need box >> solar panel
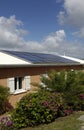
[2,50,79,64]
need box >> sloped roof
[62,55,84,64]
[0,50,80,65]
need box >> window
[8,76,30,94]
[14,77,23,90]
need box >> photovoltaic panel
[3,50,79,64]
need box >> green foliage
[0,116,17,130]
[10,70,84,129]
[41,70,84,110]
[63,70,84,110]
[11,91,63,129]
[0,86,10,115]
[20,111,84,130]
[41,70,66,92]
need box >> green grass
[22,111,84,130]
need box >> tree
[41,70,84,109]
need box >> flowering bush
[41,70,84,111]
[11,91,63,129]
[0,116,16,130]
[57,103,73,117]
[78,93,84,110]
[64,109,73,116]
[78,93,84,100]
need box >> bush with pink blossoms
[11,91,63,129]
[0,116,17,130]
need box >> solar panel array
[3,50,78,64]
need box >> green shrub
[40,70,84,111]
[0,116,17,130]
[40,70,66,92]
[0,86,10,115]
[11,91,63,128]
[63,71,84,110]
[58,105,73,117]
[77,93,84,110]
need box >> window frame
[8,76,30,94]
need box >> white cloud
[43,30,66,52]
[0,15,84,58]
[0,15,27,50]
[0,16,66,53]
[57,0,84,46]
[58,0,84,28]
[73,28,84,38]
[45,30,66,43]
[42,30,84,58]
[25,30,84,58]
[21,30,66,54]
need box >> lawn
[22,111,84,130]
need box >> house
[0,50,83,106]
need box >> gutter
[0,63,82,69]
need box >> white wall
[0,52,31,65]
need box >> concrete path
[78,115,84,130]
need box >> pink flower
[42,101,49,106]
[79,94,84,100]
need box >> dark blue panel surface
[2,50,78,64]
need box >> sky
[0,0,84,58]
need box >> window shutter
[8,78,14,94]
[25,76,30,90]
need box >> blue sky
[0,0,62,41]
[0,0,84,58]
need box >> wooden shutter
[8,78,14,94]
[25,76,30,90]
